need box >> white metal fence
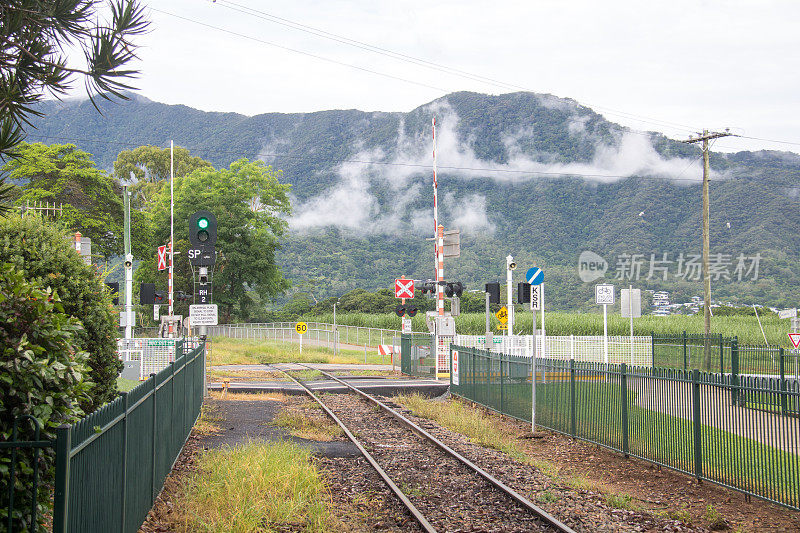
[454,334,652,366]
[117,337,208,379]
[206,322,401,348]
[199,322,651,366]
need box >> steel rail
[276,366,437,533]
[292,363,576,533]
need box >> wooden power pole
[683,129,733,369]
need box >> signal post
[188,210,218,340]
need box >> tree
[0,1,149,162]
[0,176,14,216]
[111,145,213,207]
[2,142,125,257]
[143,159,292,322]
[0,215,121,412]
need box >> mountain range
[27,91,800,310]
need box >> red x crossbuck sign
[395,278,414,299]
[157,245,168,271]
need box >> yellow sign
[295,322,308,335]
[495,306,508,324]
[497,323,508,330]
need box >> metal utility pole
[123,186,133,339]
[683,129,733,369]
[506,255,516,334]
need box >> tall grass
[172,441,332,532]
[209,338,389,366]
[393,393,528,462]
[310,312,791,347]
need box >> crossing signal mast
[426,118,467,378]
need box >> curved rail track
[276,364,575,533]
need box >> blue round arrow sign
[526,267,544,285]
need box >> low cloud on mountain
[288,98,703,234]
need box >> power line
[737,135,800,148]
[149,7,448,94]
[208,0,702,134]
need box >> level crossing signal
[395,304,419,317]
[105,282,119,305]
[517,282,531,304]
[139,283,164,304]
[418,280,464,298]
[444,281,464,298]
[485,282,500,304]
[419,281,437,294]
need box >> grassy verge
[208,369,288,381]
[315,311,791,346]
[193,402,223,436]
[171,440,333,532]
[116,377,140,392]
[210,337,391,366]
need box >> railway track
[276,364,575,533]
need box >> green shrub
[0,215,121,411]
[0,263,91,532]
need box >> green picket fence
[3,340,205,533]
[450,345,800,510]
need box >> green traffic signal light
[189,210,217,248]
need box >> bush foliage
[0,263,91,531]
[0,215,120,411]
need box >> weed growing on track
[566,475,607,493]
[704,505,729,529]
[392,393,528,462]
[172,441,332,532]
[537,490,559,504]
[272,409,343,441]
[605,493,637,510]
[660,505,692,525]
[208,369,288,381]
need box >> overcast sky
[108,1,800,154]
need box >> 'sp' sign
[295,322,308,335]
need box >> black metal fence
[450,345,800,510]
[2,340,205,533]
[652,332,798,379]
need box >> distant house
[652,291,670,308]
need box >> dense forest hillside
[27,92,800,309]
